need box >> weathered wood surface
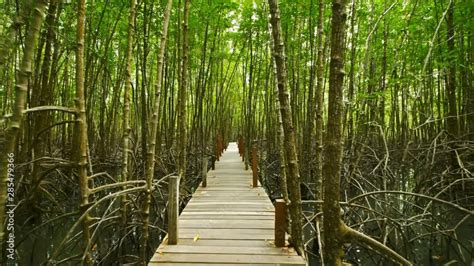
[168,176,179,245]
[149,142,306,265]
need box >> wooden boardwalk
[149,142,306,265]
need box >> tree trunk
[267,19,289,206]
[141,0,173,263]
[301,0,316,186]
[445,1,458,139]
[177,0,190,180]
[323,0,348,264]
[267,0,305,256]
[314,0,325,214]
[75,0,93,263]
[119,0,136,262]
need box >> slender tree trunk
[314,0,325,214]
[177,0,190,179]
[301,0,316,185]
[141,0,152,176]
[119,0,136,262]
[75,0,93,264]
[141,0,173,263]
[346,0,357,151]
[323,0,348,264]
[267,0,305,256]
[245,30,254,170]
[445,1,458,139]
[267,20,289,205]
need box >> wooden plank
[195,182,251,185]
[157,245,298,255]
[194,187,256,191]
[150,263,290,266]
[174,239,277,247]
[187,201,271,205]
[205,179,252,182]
[191,193,268,197]
[190,196,269,200]
[179,228,274,240]
[192,191,268,195]
[180,211,274,216]
[188,198,268,202]
[192,194,267,198]
[180,219,274,229]
[151,254,305,265]
[191,194,265,198]
[185,206,273,211]
[179,215,275,220]
[150,253,305,264]
[186,202,272,207]
[202,183,253,187]
[178,233,273,240]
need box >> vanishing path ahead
[149,142,306,265]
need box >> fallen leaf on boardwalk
[193,234,200,242]
[265,240,274,246]
[281,247,294,253]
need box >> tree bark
[445,0,458,139]
[119,0,136,263]
[75,0,93,264]
[141,0,173,263]
[323,0,348,264]
[267,0,305,256]
[314,0,325,214]
[177,0,190,180]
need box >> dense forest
[0,0,473,265]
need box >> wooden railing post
[202,157,208,187]
[218,134,223,157]
[211,155,216,170]
[238,136,244,157]
[252,145,258,188]
[275,199,286,247]
[168,176,179,245]
[215,140,220,161]
[238,139,241,156]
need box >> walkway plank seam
[149,142,306,265]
